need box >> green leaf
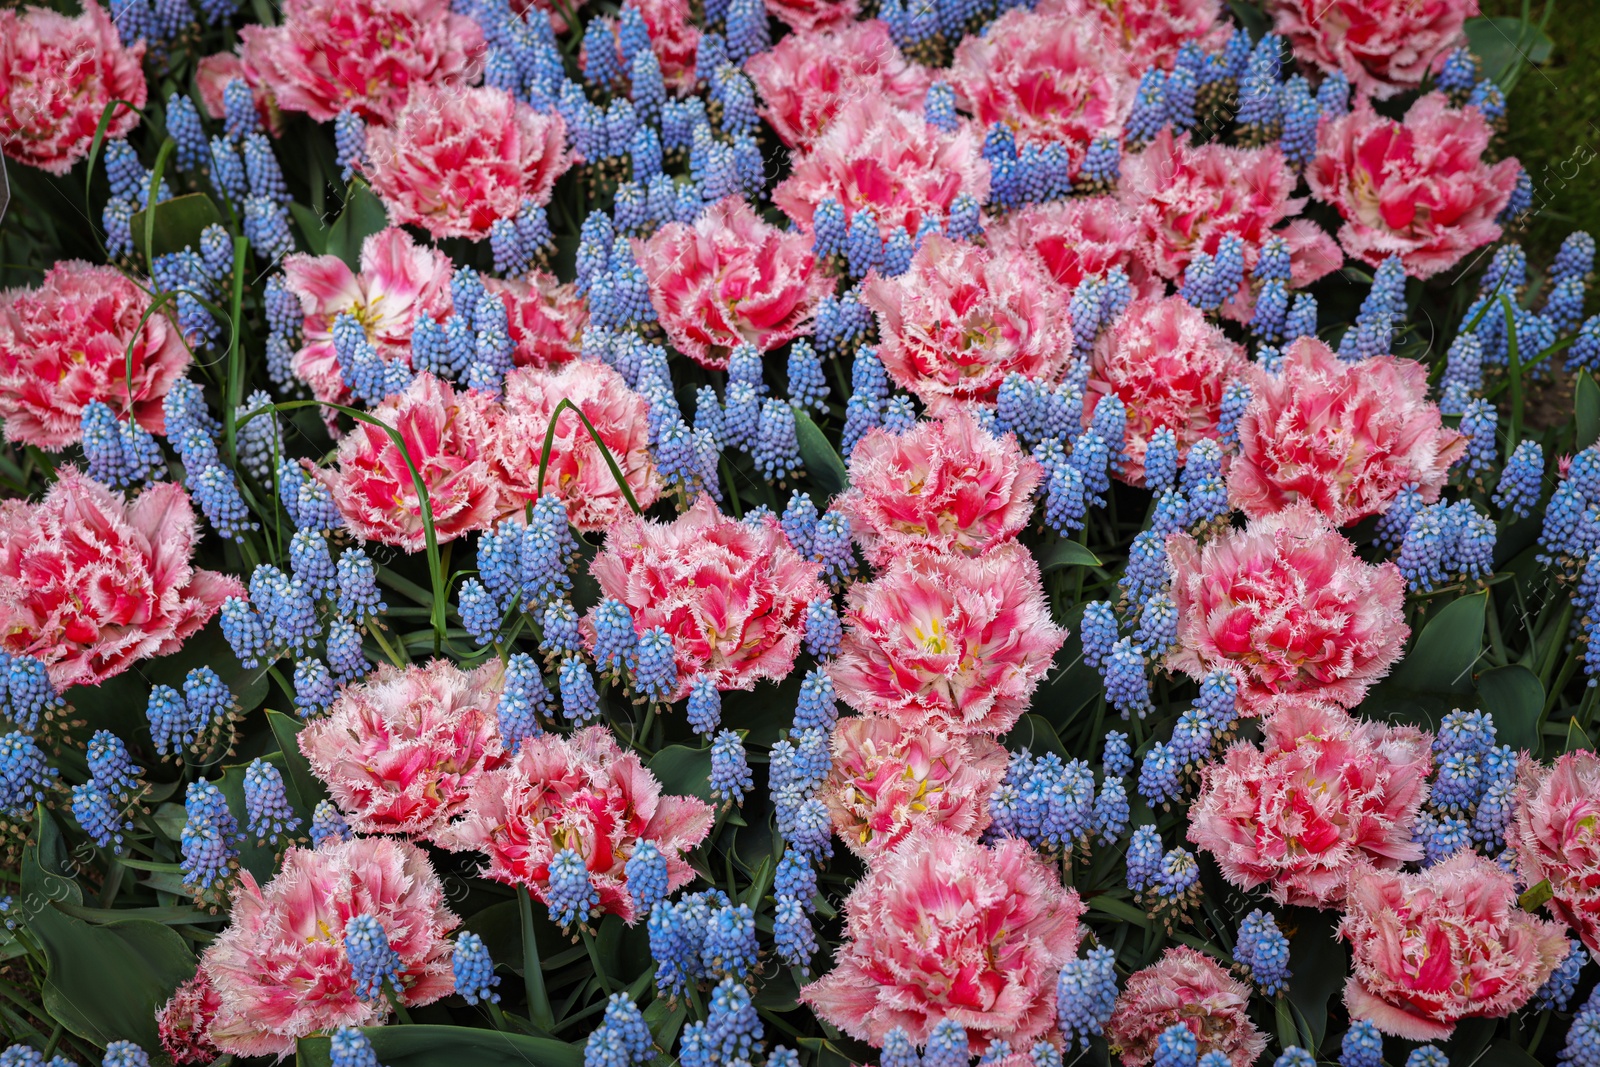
[1476,1040,1545,1067]
[296,1026,582,1067]
[22,805,83,908]
[1039,538,1100,571]
[793,410,847,499]
[1286,907,1346,1051]
[647,744,715,804]
[28,906,195,1053]
[1579,371,1600,451]
[217,753,298,881]
[326,181,390,270]
[1474,665,1544,756]
[288,201,331,256]
[1385,592,1487,695]
[1464,17,1554,91]
[127,193,224,263]
[267,708,329,810]
[1567,716,1594,753]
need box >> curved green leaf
[647,744,714,804]
[793,410,846,499]
[1386,592,1487,695]
[297,1025,582,1067]
[326,180,390,269]
[267,708,329,810]
[127,192,222,263]
[1040,538,1100,571]
[1579,371,1600,451]
[1474,664,1544,756]
[29,906,194,1053]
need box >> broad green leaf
[647,744,714,804]
[22,805,83,908]
[793,410,847,499]
[1286,907,1346,1050]
[1474,664,1544,756]
[326,181,390,270]
[288,201,331,256]
[1386,592,1487,695]
[1040,538,1100,571]
[1567,717,1594,753]
[296,1026,582,1067]
[127,193,224,263]
[1004,714,1070,760]
[1464,17,1554,91]
[1579,371,1600,451]
[1476,1040,1545,1067]
[29,906,194,1053]
[267,708,329,810]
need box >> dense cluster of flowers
[4,0,1600,1065]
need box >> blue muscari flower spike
[1276,1052,1316,1067]
[1563,985,1600,1067]
[813,511,855,583]
[208,135,247,203]
[1235,908,1292,995]
[454,932,502,1006]
[634,628,678,703]
[70,780,129,850]
[925,82,958,133]
[499,653,549,752]
[147,684,199,754]
[1534,939,1585,1011]
[326,618,370,684]
[1093,774,1130,843]
[184,666,239,735]
[1340,1020,1384,1067]
[1437,48,1478,97]
[243,133,289,202]
[1103,638,1153,719]
[1152,1024,1197,1067]
[923,1021,969,1067]
[624,839,670,917]
[1318,71,1353,120]
[336,549,387,622]
[559,656,601,723]
[1127,69,1170,144]
[813,198,848,259]
[102,197,138,259]
[1137,742,1181,808]
[345,914,401,1000]
[883,227,914,276]
[289,529,336,600]
[793,668,838,732]
[334,110,367,182]
[724,382,762,453]
[583,20,624,88]
[591,599,640,677]
[1284,291,1318,341]
[458,578,501,647]
[293,659,335,718]
[787,797,834,860]
[787,340,828,412]
[701,902,758,979]
[847,207,884,279]
[804,599,843,659]
[104,140,148,203]
[1144,427,1180,493]
[310,799,352,847]
[947,193,983,241]
[1057,946,1118,1049]
[243,195,295,260]
[694,385,726,450]
[755,400,803,481]
[685,676,722,736]
[86,730,141,798]
[1280,75,1319,167]
[548,848,599,927]
[1469,79,1505,123]
[0,731,56,818]
[1457,398,1498,480]
[1406,1049,1449,1067]
[1080,601,1119,670]
[167,92,208,171]
[730,346,767,393]
[181,778,240,890]
[244,758,301,844]
[1077,133,1121,191]
[101,1041,151,1067]
[328,1028,382,1067]
[585,993,655,1067]
[879,1029,918,1067]
[773,896,817,973]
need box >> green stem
[367,625,408,669]
[581,927,616,995]
[518,887,556,1032]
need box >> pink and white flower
[587,497,827,698]
[829,542,1067,736]
[237,0,483,124]
[281,227,454,410]
[157,972,222,1066]
[0,1,145,176]
[485,271,588,369]
[1308,92,1521,278]
[1189,699,1433,907]
[637,196,831,370]
[316,373,505,551]
[1085,295,1249,486]
[1229,337,1465,526]
[1119,129,1342,316]
[745,21,930,151]
[862,235,1073,414]
[836,410,1043,566]
[1340,851,1570,1040]
[821,716,1008,859]
[763,0,858,34]
[0,470,243,689]
[201,837,458,1058]
[1105,946,1267,1067]
[1269,0,1478,101]
[621,0,700,93]
[491,361,662,531]
[986,197,1161,297]
[299,660,506,841]
[0,261,190,449]
[949,8,1136,163]
[800,829,1083,1051]
[1511,750,1600,957]
[365,85,572,241]
[438,725,713,923]
[196,53,275,131]
[774,97,990,241]
[1037,0,1229,73]
[1167,504,1409,714]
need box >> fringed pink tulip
[317,373,505,551]
[1037,0,1230,75]
[157,972,223,1066]
[437,725,713,923]
[1105,946,1268,1067]
[1190,699,1432,907]
[829,542,1067,736]
[1512,750,1600,957]
[1309,93,1521,278]
[1168,505,1409,714]
[800,829,1084,1051]
[299,660,506,841]
[201,837,458,1058]
[837,410,1042,565]
[986,197,1161,297]
[1229,337,1465,526]
[821,715,1008,859]
[1340,851,1570,1040]
[637,196,832,370]
[1270,0,1478,100]
[1086,295,1248,486]
[862,235,1073,414]
[485,271,588,369]
[0,261,190,449]
[587,497,827,698]
[0,470,243,689]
